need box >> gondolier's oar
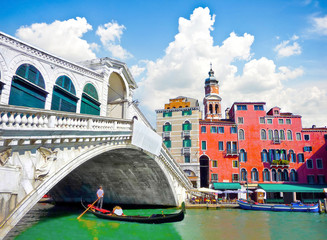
[77,197,99,219]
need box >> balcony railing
[182,130,190,138]
[270,160,290,168]
[272,137,281,144]
[182,147,191,155]
[162,131,171,138]
[225,149,239,156]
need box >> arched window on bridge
[80,83,100,115]
[51,75,78,112]
[9,64,47,108]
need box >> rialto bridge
[0,32,192,238]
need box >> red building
[198,67,327,202]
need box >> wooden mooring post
[324,199,327,213]
[318,200,322,213]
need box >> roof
[200,119,235,125]
[258,184,327,193]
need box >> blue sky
[1,0,326,127]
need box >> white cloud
[311,15,327,35]
[274,35,301,58]
[96,21,132,60]
[130,65,145,77]
[135,7,326,128]
[16,17,97,62]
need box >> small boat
[81,200,185,224]
[237,199,319,213]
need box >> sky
[0,0,326,128]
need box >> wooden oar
[77,197,99,219]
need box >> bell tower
[203,64,222,119]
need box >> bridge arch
[107,72,128,118]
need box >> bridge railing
[0,105,132,132]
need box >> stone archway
[199,155,209,188]
[107,72,127,118]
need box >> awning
[258,184,327,193]
[213,182,241,190]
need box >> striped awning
[258,184,327,193]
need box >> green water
[8,204,327,240]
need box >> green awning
[213,183,241,190]
[258,184,327,193]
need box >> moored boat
[237,199,319,213]
[81,201,185,224]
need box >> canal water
[6,203,327,240]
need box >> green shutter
[51,86,77,112]
[164,140,171,148]
[183,139,192,147]
[80,93,100,115]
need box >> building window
[201,126,206,133]
[238,117,244,124]
[163,140,171,148]
[251,169,259,181]
[212,160,218,168]
[259,117,265,124]
[239,129,245,140]
[267,119,273,124]
[304,134,310,141]
[183,121,192,130]
[307,175,315,184]
[218,127,224,133]
[226,141,238,154]
[279,130,285,140]
[306,159,313,169]
[278,119,284,124]
[211,126,217,133]
[182,109,192,116]
[283,169,289,181]
[201,141,207,150]
[163,111,172,117]
[287,130,292,140]
[317,175,325,184]
[211,174,218,182]
[239,149,247,162]
[184,154,190,163]
[289,150,296,163]
[163,122,172,132]
[290,169,298,182]
[254,105,264,110]
[261,150,268,162]
[183,139,192,147]
[218,141,224,151]
[268,130,273,140]
[232,160,238,168]
[263,169,270,182]
[260,129,267,140]
[272,169,277,182]
[296,133,301,141]
[274,110,279,115]
[232,174,239,182]
[230,127,237,133]
[303,146,312,152]
[237,105,247,110]
[316,159,323,169]
[277,169,282,181]
[241,169,247,181]
[298,153,304,163]
[286,119,291,124]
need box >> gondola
[237,199,319,213]
[81,200,185,224]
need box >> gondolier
[97,186,104,209]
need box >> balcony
[225,149,239,156]
[270,160,290,168]
[182,130,190,138]
[272,137,281,144]
[162,131,170,138]
[182,147,191,155]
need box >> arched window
[289,150,296,163]
[261,129,267,140]
[80,83,100,115]
[163,122,172,132]
[272,169,277,182]
[290,169,298,182]
[51,76,78,112]
[241,168,247,181]
[274,130,279,141]
[9,64,47,108]
[182,120,192,130]
[239,149,247,162]
[277,169,282,181]
[280,130,285,140]
[280,149,287,160]
[251,168,259,181]
[215,104,218,114]
[283,169,289,181]
[239,129,245,140]
[287,130,293,140]
[261,149,268,162]
[209,104,213,114]
[263,169,270,182]
[268,130,273,140]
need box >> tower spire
[209,63,214,77]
